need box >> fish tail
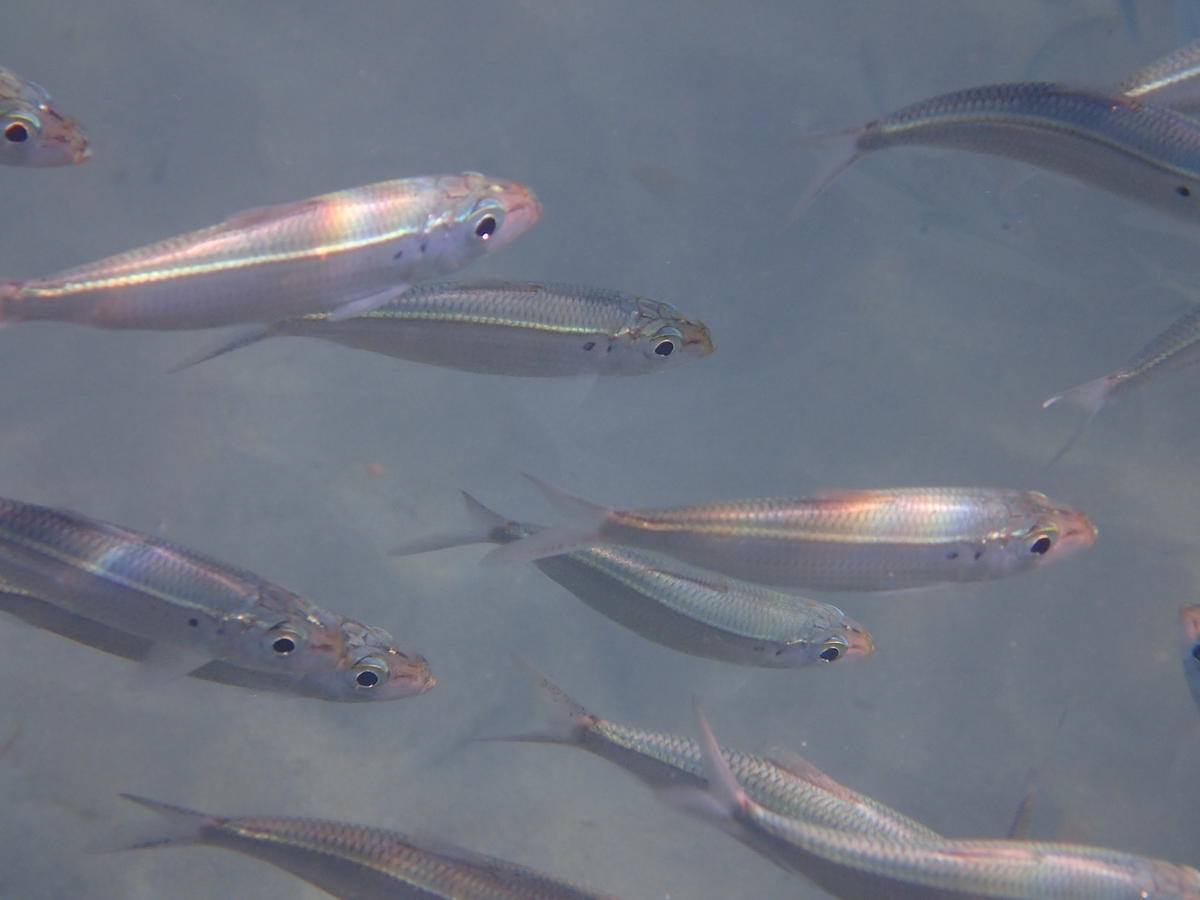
[482,653,597,746]
[168,324,278,373]
[388,491,516,557]
[478,475,610,567]
[1041,375,1112,467]
[115,793,215,850]
[791,125,866,221]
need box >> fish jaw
[687,319,716,357]
[1047,507,1099,560]
[479,178,541,252]
[29,113,90,167]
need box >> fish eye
[650,326,683,358]
[4,120,31,143]
[352,658,389,689]
[267,629,303,656]
[818,636,848,662]
[1193,643,1200,663]
[1029,535,1053,555]
[474,215,497,239]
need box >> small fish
[176,280,714,376]
[482,478,1097,592]
[799,83,1200,224]
[0,173,539,329]
[0,578,429,701]
[1118,39,1200,113]
[1180,604,1200,714]
[0,497,433,699]
[120,794,619,899]
[500,657,939,845]
[391,493,870,667]
[1042,305,1200,464]
[0,67,89,166]
[687,704,1200,899]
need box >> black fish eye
[1029,536,1052,555]
[475,216,497,239]
[654,339,675,357]
[819,647,841,661]
[271,636,296,655]
[4,122,29,143]
[356,670,379,687]
[1193,644,1200,663]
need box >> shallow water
[4,1,1200,897]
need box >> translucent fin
[221,198,323,230]
[114,793,213,851]
[135,643,214,683]
[169,325,274,373]
[483,654,596,745]
[1041,375,1112,467]
[663,699,746,826]
[791,125,866,221]
[479,476,610,567]
[1007,784,1037,840]
[327,284,410,322]
[762,745,848,798]
[388,492,518,557]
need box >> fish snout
[491,180,541,248]
[1054,509,1098,557]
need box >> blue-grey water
[3,1,1200,897]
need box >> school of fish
[5,25,1200,900]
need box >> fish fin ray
[169,325,274,373]
[791,125,866,220]
[762,745,849,796]
[110,793,213,852]
[482,654,595,745]
[327,284,410,322]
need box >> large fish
[500,658,938,844]
[483,479,1096,592]
[686,704,1200,899]
[391,493,871,667]
[0,66,89,166]
[0,577,429,701]
[0,497,433,699]
[0,173,539,329]
[1043,305,1200,463]
[798,83,1200,224]
[120,794,618,899]
[177,280,714,376]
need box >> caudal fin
[389,491,520,557]
[481,654,597,746]
[791,125,866,221]
[115,793,215,850]
[479,475,611,567]
[1041,373,1114,466]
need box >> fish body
[392,494,870,666]
[486,481,1096,592]
[0,497,433,700]
[689,706,1200,900]
[504,659,938,844]
[802,83,1200,224]
[0,173,539,329]
[1118,39,1200,113]
[183,280,714,376]
[1180,604,1200,714]
[121,794,617,899]
[0,67,89,166]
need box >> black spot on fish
[393,250,403,260]
[946,551,959,560]
[187,618,199,627]
[583,341,595,351]
[819,647,841,661]
[973,550,983,560]
[1178,185,1193,198]
[419,242,428,254]
[607,343,614,353]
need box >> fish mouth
[844,624,874,659]
[490,181,542,248]
[686,322,715,356]
[1054,509,1098,555]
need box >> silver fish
[0,66,89,166]
[482,478,1097,592]
[0,173,539,329]
[686,705,1200,899]
[177,280,714,376]
[121,794,619,899]
[391,493,871,667]
[501,658,939,844]
[1043,305,1200,463]
[799,83,1200,224]
[0,497,433,700]
[1180,604,1200,714]
[0,578,427,702]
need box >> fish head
[421,173,540,272]
[613,296,715,374]
[0,103,90,167]
[294,618,435,702]
[774,618,874,667]
[986,495,1097,576]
